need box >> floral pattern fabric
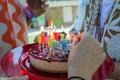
[83,0,120,61]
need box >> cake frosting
[29,43,69,73]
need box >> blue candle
[60,40,67,51]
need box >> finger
[76,33,84,40]
[75,33,101,55]
[71,33,84,50]
[72,36,80,47]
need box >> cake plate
[1,43,67,80]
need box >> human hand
[71,33,84,47]
[26,0,48,16]
[68,33,106,80]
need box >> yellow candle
[48,37,54,48]
[38,34,41,44]
[48,31,54,48]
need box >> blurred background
[28,0,79,43]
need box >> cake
[29,43,69,73]
[29,31,72,73]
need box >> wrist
[68,67,86,79]
[68,67,92,80]
[68,76,85,80]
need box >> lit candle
[66,32,72,48]
[38,34,41,44]
[53,32,59,41]
[66,32,70,41]
[48,37,54,48]
[48,31,54,48]
[52,40,59,49]
[54,25,56,31]
[50,31,54,39]
[78,31,80,34]
[50,20,53,30]
[41,34,47,44]
[60,40,67,51]
[38,34,42,51]
[61,25,64,32]
[47,30,50,40]
[40,26,44,32]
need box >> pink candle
[41,34,47,44]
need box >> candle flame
[50,20,53,29]
[66,32,70,40]
[78,31,80,34]
[54,25,56,31]
[50,31,54,38]
[40,26,44,32]
[61,25,64,32]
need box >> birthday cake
[29,28,72,73]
